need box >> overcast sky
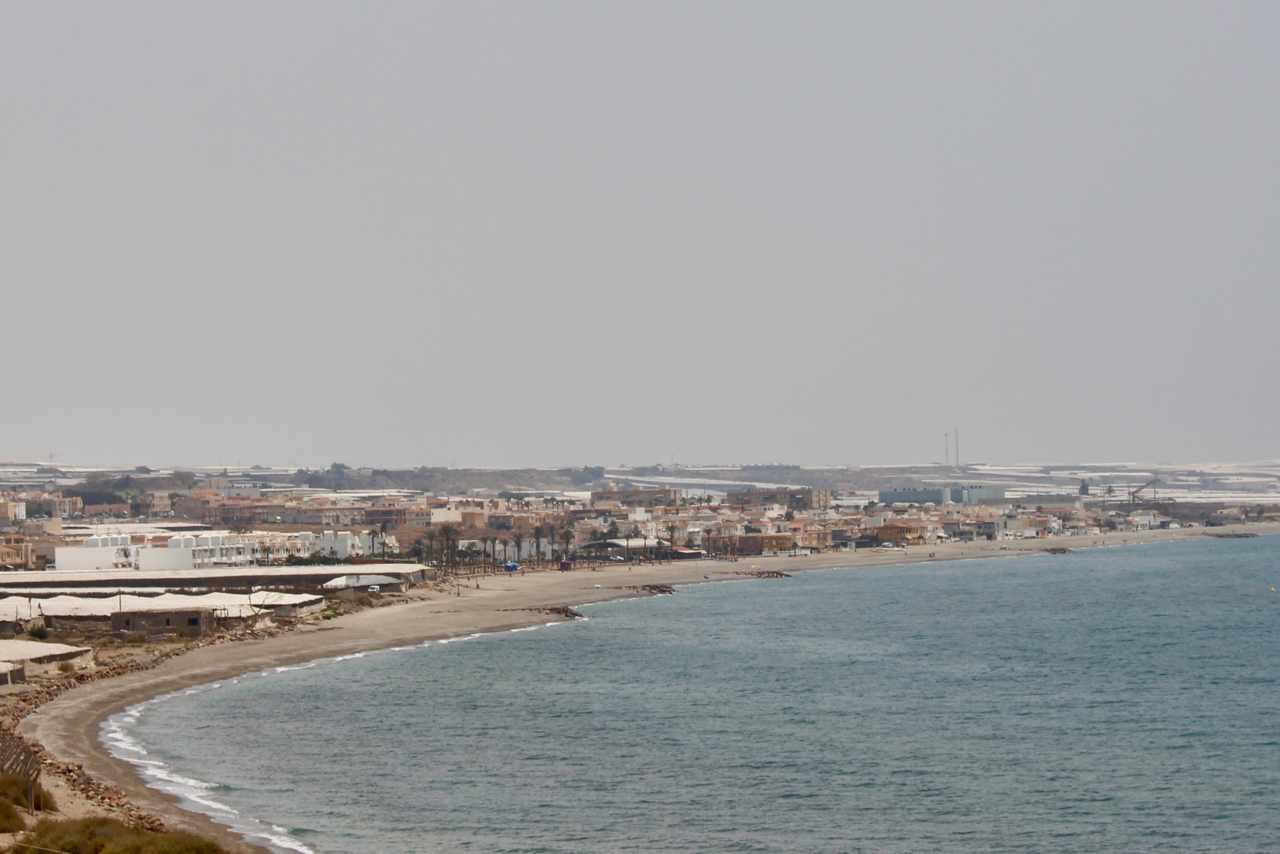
[3,2,1277,470]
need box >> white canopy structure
[0,591,323,622]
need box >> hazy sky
[3,2,1278,470]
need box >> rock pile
[0,660,155,732]
[619,584,676,595]
[43,760,166,832]
[0,619,305,834]
[500,606,585,619]
[0,660,170,832]
[540,606,585,619]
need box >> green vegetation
[0,773,56,811]
[26,625,48,640]
[66,487,131,506]
[13,817,228,854]
[567,466,605,485]
[0,797,24,833]
[284,552,349,566]
[0,772,56,835]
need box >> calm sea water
[105,537,1280,853]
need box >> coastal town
[3,461,1277,577]
[0,460,1270,670]
[0,461,1273,853]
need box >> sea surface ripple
[106,537,1280,853]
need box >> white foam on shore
[104,699,318,854]
[579,595,644,606]
[436,632,485,644]
[274,662,319,673]
[101,615,591,854]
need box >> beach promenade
[18,523,1280,852]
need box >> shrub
[13,817,228,854]
[58,661,75,673]
[0,797,23,833]
[126,633,148,645]
[0,774,56,811]
[26,625,48,640]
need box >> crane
[1129,479,1160,505]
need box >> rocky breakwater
[0,660,169,831]
[502,605,586,619]
[2,620,305,834]
[44,759,167,832]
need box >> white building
[430,508,463,525]
[54,535,137,571]
[305,531,364,560]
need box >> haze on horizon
[3,2,1277,471]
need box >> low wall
[16,647,94,677]
[271,601,325,618]
[0,662,24,686]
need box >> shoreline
[18,523,1280,853]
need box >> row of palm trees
[409,524,577,577]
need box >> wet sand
[18,523,1278,852]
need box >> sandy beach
[17,523,1280,852]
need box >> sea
[103,536,1280,853]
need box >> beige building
[726,488,830,511]
[591,488,680,507]
[135,492,172,516]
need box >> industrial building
[877,485,1007,506]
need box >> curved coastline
[17,526,1275,853]
[98,624,581,854]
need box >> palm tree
[543,524,556,562]
[560,528,574,563]
[512,532,525,565]
[499,536,511,564]
[532,526,545,567]
[424,530,439,571]
[439,525,459,576]
[366,529,381,559]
